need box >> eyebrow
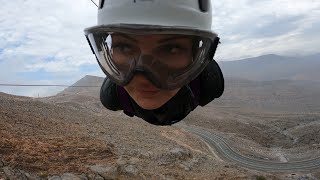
[157,35,191,43]
[113,34,138,43]
[113,34,191,43]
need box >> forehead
[111,33,194,43]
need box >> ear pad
[198,60,224,106]
[100,77,122,111]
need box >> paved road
[184,126,320,172]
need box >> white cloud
[0,0,103,96]
[0,0,97,71]
[0,0,319,96]
[211,0,320,60]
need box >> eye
[112,43,135,54]
[112,43,131,51]
[160,44,187,54]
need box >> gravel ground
[0,92,319,179]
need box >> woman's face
[111,34,194,110]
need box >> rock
[116,156,127,166]
[3,167,28,180]
[156,174,175,180]
[89,165,118,180]
[48,175,62,180]
[93,175,104,180]
[78,174,89,180]
[86,174,96,180]
[178,157,201,172]
[178,163,191,171]
[158,148,192,165]
[128,149,141,156]
[169,148,192,160]
[139,150,154,159]
[285,174,318,180]
[296,175,318,180]
[24,171,41,180]
[115,156,140,177]
[122,165,138,176]
[61,173,82,180]
[128,157,140,165]
[0,160,4,168]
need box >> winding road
[185,126,320,172]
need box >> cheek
[165,89,180,99]
[125,85,179,100]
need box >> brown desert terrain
[1,75,320,179]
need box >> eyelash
[110,42,188,54]
[161,44,186,50]
[112,42,133,49]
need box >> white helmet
[85,0,220,90]
[97,0,213,31]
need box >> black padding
[198,60,224,106]
[100,77,122,111]
[99,0,105,9]
[199,0,209,12]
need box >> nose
[136,54,154,66]
[131,73,158,89]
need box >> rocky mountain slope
[215,77,320,113]
[220,54,320,82]
[1,92,279,179]
[1,72,320,179]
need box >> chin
[136,99,166,110]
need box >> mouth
[136,88,160,97]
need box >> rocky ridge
[1,73,320,179]
[1,92,277,180]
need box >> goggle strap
[86,36,95,54]
[208,37,220,60]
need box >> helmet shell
[97,0,212,31]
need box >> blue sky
[1,0,320,97]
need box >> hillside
[214,77,320,113]
[1,92,270,179]
[2,57,320,179]
[220,54,320,82]
[56,75,104,97]
[40,75,320,151]
[39,75,105,114]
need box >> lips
[139,89,159,93]
[135,82,160,93]
[136,88,160,97]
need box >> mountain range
[56,53,320,113]
[2,53,320,179]
[219,53,320,82]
